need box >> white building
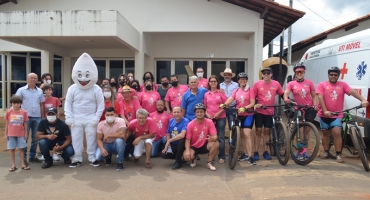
[0,0,304,114]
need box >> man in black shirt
[37,108,74,169]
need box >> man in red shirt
[183,103,219,171]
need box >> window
[94,60,106,81]
[11,82,26,96]
[156,61,171,84]
[175,61,189,84]
[31,58,41,81]
[193,61,207,78]
[125,60,135,75]
[211,61,226,82]
[11,56,27,80]
[53,60,62,82]
[230,61,246,82]
[110,60,123,79]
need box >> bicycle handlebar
[331,105,362,116]
[220,106,255,114]
[261,104,286,109]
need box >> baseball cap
[261,67,272,73]
[46,107,57,115]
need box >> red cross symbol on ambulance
[340,63,348,79]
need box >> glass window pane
[53,60,62,82]
[193,61,208,78]
[30,52,41,57]
[12,56,27,81]
[53,84,63,100]
[211,61,226,82]
[11,82,27,96]
[125,60,135,76]
[175,60,189,84]
[156,61,171,84]
[31,58,41,82]
[0,82,2,108]
[0,55,2,81]
[94,60,106,81]
[110,60,123,79]
[230,61,246,82]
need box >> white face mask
[129,77,133,81]
[197,72,203,78]
[103,92,112,98]
[44,80,51,84]
[106,116,115,123]
[47,116,57,122]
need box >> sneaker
[248,157,257,165]
[116,163,123,171]
[206,162,216,171]
[336,155,344,163]
[90,160,100,167]
[37,155,45,161]
[52,154,60,161]
[105,156,112,166]
[238,154,249,162]
[29,156,43,163]
[64,159,72,165]
[172,161,182,170]
[253,152,260,161]
[321,152,329,159]
[263,151,272,160]
[69,161,82,168]
[42,162,53,169]
[303,152,310,159]
[295,152,304,161]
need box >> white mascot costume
[65,53,104,165]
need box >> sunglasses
[295,71,305,75]
[262,72,271,75]
[329,73,339,77]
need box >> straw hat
[121,85,131,93]
[220,68,236,78]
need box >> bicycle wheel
[269,128,276,156]
[350,127,369,172]
[290,122,320,165]
[228,126,241,169]
[274,121,290,165]
[328,134,336,159]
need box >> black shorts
[239,115,255,129]
[304,108,317,123]
[190,143,209,155]
[255,113,273,128]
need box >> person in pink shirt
[204,75,227,164]
[42,85,61,118]
[116,74,138,101]
[317,66,368,163]
[140,72,158,91]
[220,72,256,165]
[119,85,141,123]
[253,67,284,161]
[139,79,161,113]
[126,108,156,169]
[196,67,208,88]
[5,96,30,171]
[165,75,189,113]
[183,103,219,171]
[149,100,172,157]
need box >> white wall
[0,39,39,52]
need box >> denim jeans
[95,138,126,163]
[25,117,41,159]
[151,136,167,157]
[39,139,74,163]
[216,117,226,160]
[226,108,236,131]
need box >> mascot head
[72,53,98,89]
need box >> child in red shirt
[42,85,61,118]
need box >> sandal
[190,158,196,167]
[145,162,152,169]
[9,167,18,172]
[207,161,216,171]
[219,159,225,164]
[21,166,31,170]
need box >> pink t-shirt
[138,91,161,113]
[316,81,351,118]
[164,85,189,108]
[128,117,156,138]
[149,111,172,142]
[286,80,315,106]
[97,117,126,143]
[253,80,284,116]
[5,110,29,137]
[119,99,141,122]
[198,78,209,88]
[43,96,61,116]
[140,83,158,92]
[231,87,256,116]
[186,118,217,148]
[204,90,228,118]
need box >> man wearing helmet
[183,103,219,171]
[317,66,368,163]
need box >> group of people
[4,52,369,173]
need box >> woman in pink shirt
[138,79,161,113]
[220,72,256,165]
[204,75,227,163]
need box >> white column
[250,19,264,84]
[41,50,53,75]
[1,53,5,110]
[134,51,144,82]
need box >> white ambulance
[297,28,370,138]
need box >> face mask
[110,82,117,87]
[47,116,56,122]
[171,81,179,87]
[44,80,51,84]
[106,116,115,123]
[145,77,152,81]
[129,77,133,81]
[145,85,152,90]
[103,92,111,98]
[157,109,164,113]
[162,82,169,87]
[197,72,203,78]
[119,81,125,86]
[131,85,138,90]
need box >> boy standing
[43,85,61,118]
[4,96,30,171]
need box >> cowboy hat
[220,68,236,78]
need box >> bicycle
[327,105,369,171]
[285,103,320,166]
[261,105,290,165]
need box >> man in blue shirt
[181,76,207,121]
[161,106,189,170]
[15,73,45,164]
[219,68,239,134]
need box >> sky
[263,0,370,60]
